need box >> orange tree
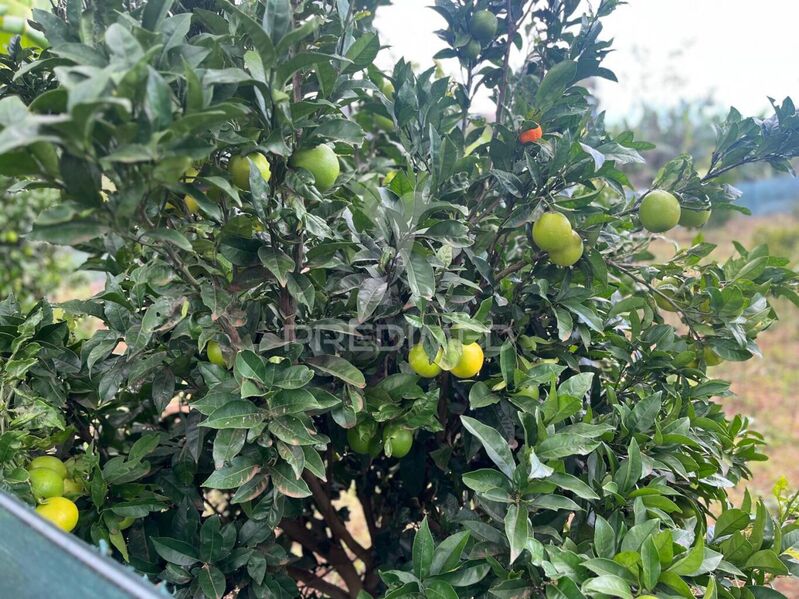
[2,1,799,598]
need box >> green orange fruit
[639,190,681,233]
[408,343,443,378]
[704,347,723,367]
[347,421,378,455]
[548,230,583,267]
[533,212,573,252]
[463,39,481,61]
[29,468,64,499]
[383,424,413,458]
[229,152,271,190]
[30,455,67,479]
[470,10,498,42]
[679,207,711,228]
[62,478,83,499]
[289,144,340,192]
[207,340,226,367]
[654,277,681,312]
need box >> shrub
[1,1,799,598]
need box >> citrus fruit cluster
[174,144,341,219]
[532,212,584,267]
[462,9,497,62]
[347,420,414,459]
[408,341,485,379]
[27,455,80,532]
[638,189,712,233]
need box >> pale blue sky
[374,0,799,122]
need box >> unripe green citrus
[450,342,484,379]
[62,478,83,499]
[36,497,79,532]
[30,455,67,479]
[654,277,681,312]
[289,144,340,192]
[463,39,481,61]
[29,468,64,499]
[470,10,498,42]
[207,340,226,367]
[229,152,271,190]
[373,114,395,131]
[408,343,443,378]
[347,421,378,454]
[383,424,413,458]
[548,231,583,267]
[704,347,723,367]
[533,212,573,252]
[679,207,711,228]
[639,190,681,233]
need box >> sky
[373,0,799,123]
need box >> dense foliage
[1,1,799,598]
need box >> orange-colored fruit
[519,125,543,144]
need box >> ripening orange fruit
[519,125,543,144]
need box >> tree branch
[303,472,372,566]
[494,259,530,282]
[280,519,363,597]
[287,566,349,599]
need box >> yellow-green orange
[679,207,711,228]
[639,190,681,233]
[450,343,484,379]
[183,194,199,214]
[289,144,340,192]
[229,152,271,190]
[704,347,723,367]
[29,468,64,499]
[408,343,442,378]
[533,212,573,252]
[62,478,82,499]
[30,455,67,479]
[207,340,225,367]
[36,497,79,532]
[548,231,583,267]
[470,10,498,42]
